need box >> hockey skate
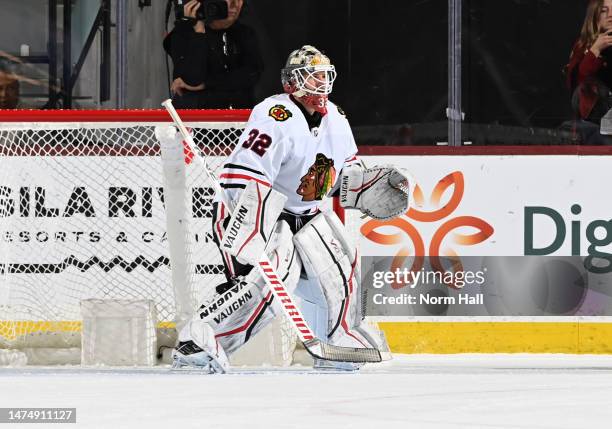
[172,320,230,373]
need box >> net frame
[0,109,258,363]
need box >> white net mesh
[0,112,296,365]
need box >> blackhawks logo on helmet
[297,153,336,202]
[269,104,292,122]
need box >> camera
[174,0,228,21]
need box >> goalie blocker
[174,181,390,370]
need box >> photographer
[163,0,263,108]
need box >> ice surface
[2,354,612,429]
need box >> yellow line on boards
[4,320,612,354]
[0,321,177,341]
[378,322,612,354]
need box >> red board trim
[0,109,251,123]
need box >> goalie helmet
[281,45,337,114]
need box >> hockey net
[0,109,299,366]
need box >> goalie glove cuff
[339,165,411,220]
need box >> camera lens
[195,0,228,21]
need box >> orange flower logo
[360,171,494,289]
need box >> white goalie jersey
[217,93,361,213]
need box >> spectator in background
[163,0,263,109]
[566,0,612,128]
[0,65,19,109]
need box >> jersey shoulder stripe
[220,183,246,189]
[219,173,271,187]
[222,163,266,177]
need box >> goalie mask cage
[0,109,300,367]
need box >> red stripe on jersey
[219,173,270,187]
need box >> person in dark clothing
[163,0,263,108]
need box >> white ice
[2,354,612,429]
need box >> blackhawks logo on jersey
[297,153,336,201]
[269,104,292,122]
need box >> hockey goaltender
[157,45,412,372]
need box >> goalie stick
[161,99,381,364]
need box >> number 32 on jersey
[242,129,272,157]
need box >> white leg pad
[293,275,328,341]
[183,220,302,357]
[175,319,230,373]
[293,211,389,352]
